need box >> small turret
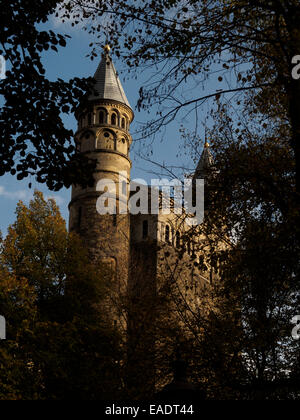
[69,46,134,321]
[193,140,214,181]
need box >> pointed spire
[88,45,131,109]
[193,139,214,180]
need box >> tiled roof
[89,52,131,108]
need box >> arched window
[142,220,149,239]
[165,225,170,243]
[111,113,117,125]
[88,113,92,126]
[176,231,180,248]
[121,118,126,129]
[99,111,105,124]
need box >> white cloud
[50,0,112,35]
[50,0,90,31]
[0,186,65,206]
[0,186,33,201]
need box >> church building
[68,46,217,394]
[69,44,213,288]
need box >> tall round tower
[69,45,134,297]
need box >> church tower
[193,141,214,180]
[69,45,134,298]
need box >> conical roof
[193,142,214,179]
[88,46,131,109]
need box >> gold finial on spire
[103,44,111,55]
[204,125,210,148]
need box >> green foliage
[180,104,300,398]
[0,191,121,400]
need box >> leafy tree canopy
[0,191,121,400]
[63,0,300,193]
[0,0,96,191]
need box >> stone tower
[69,45,134,299]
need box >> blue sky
[0,8,222,236]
